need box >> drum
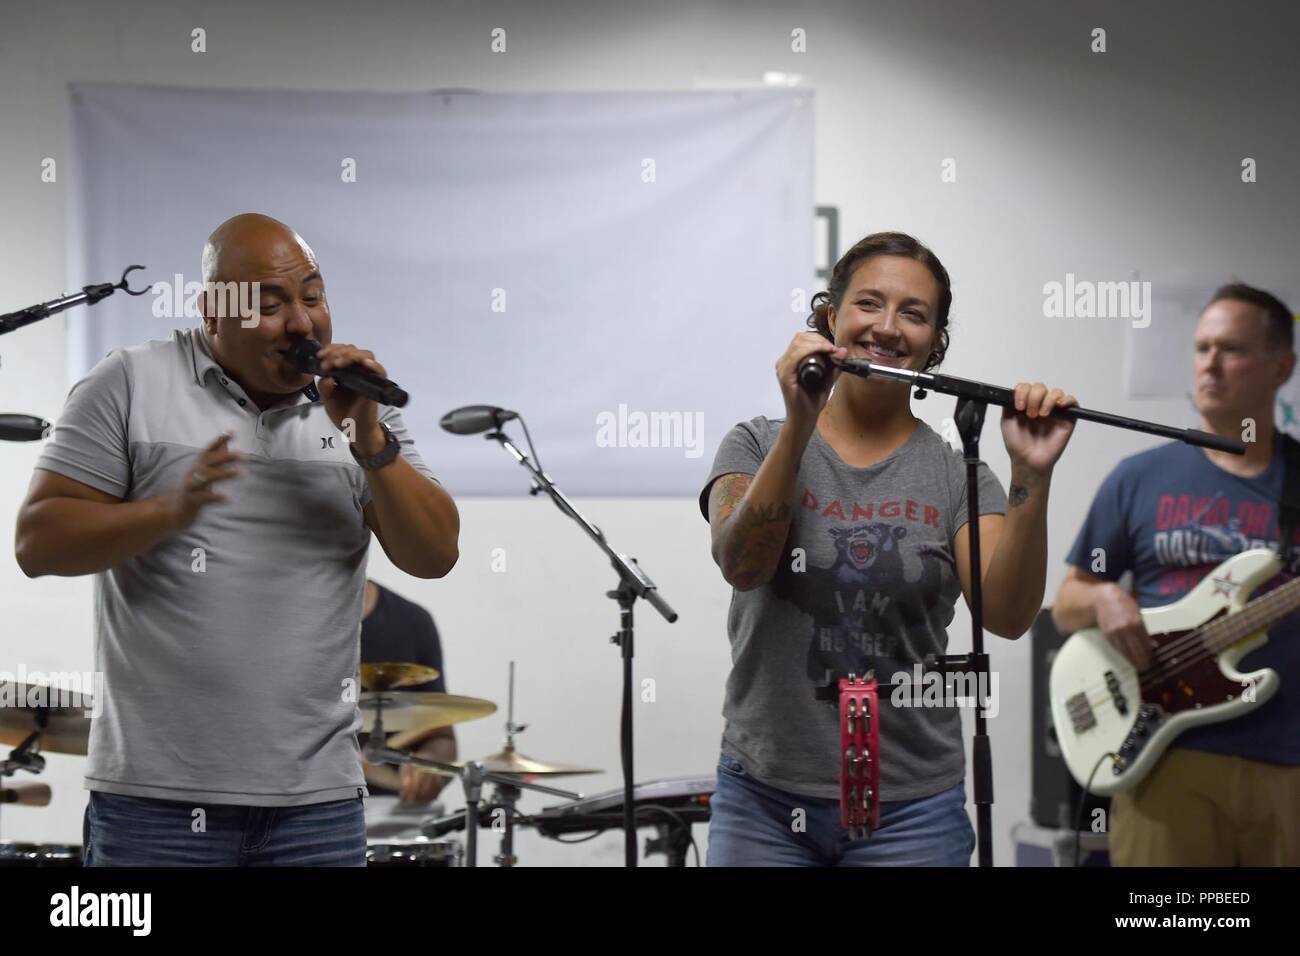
[365,840,461,868]
[0,842,83,867]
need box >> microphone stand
[485,427,679,867]
[0,265,149,443]
[824,358,1245,868]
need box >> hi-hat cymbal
[0,681,94,756]
[357,691,496,735]
[464,747,601,777]
[360,662,440,692]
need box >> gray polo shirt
[36,327,437,807]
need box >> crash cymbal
[466,747,601,777]
[360,662,440,692]
[357,691,496,735]
[365,745,600,788]
[0,681,93,756]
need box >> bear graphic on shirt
[770,520,946,681]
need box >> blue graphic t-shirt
[1065,434,1300,765]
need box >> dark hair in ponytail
[807,231,952,370]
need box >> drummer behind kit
[358,661,457,842]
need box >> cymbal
[466,747,601,777]
[357,691,496,735]
[0,681,93,756]
[360,662,440,692]
[365,745,600,790]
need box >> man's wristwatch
[351,423,401,471]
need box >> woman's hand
[999,382,1078,476]
[777,332,847,441]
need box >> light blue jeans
[83,791,367,866]
[707,752,975,866]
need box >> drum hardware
[362,673,579,868]
[2,681,91,836]
[0,842,82,867]
[0,680,94,758]
[358,680,494,794]
[1,783,52,806]
[475,662,600,867]
[365,840,462,868]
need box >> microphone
[797,354,833,393]
[0,783,52,806]
[440,405,520,435]
[283,337,409,408]
[0,414,51,442]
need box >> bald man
[15,213,459,866]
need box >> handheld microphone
[283,337,409,408]
[0,414,51,442]
[797,354,833,393]
[440,405,520,435]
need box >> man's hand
[161,432,245,530]
[398,734,455,804]
[398,764,447,804]
[315,342,387,454]
[1096,583,1155,670]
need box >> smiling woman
[698,230,1080,868]
[807,231,952,372]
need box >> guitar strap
[1276,430,1300,561]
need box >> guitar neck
[1205,572,1300,651]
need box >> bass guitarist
[1053,283,1300,866]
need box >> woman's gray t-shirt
[699,416,1007,801]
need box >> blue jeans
[83,791,367,867]
[707,752,975,866]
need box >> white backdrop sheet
[69,84,814,495]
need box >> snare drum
[0,842,83,867]
[365,840,461,868]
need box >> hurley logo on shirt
[49,886,151,936]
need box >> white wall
[1,0,1296,866]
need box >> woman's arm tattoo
[710,474,792,589]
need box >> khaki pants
[1109,749,1300,866]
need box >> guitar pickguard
[1143,610,1250,715]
